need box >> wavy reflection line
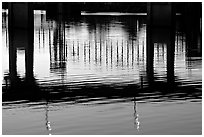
[133,98,140,131]
[45,101,52,135]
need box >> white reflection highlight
[134,98,140,131]
[45,102,52,135]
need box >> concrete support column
[8,3,34,84]
[8,3,33,29]
[166,31,175,84]
[147,2,174,27]
[25,31,34,82]
[184,3,202,57]
[46,2,81,20]
[8,32,17,86]
[147,2,175,85]
[146,24,154,84]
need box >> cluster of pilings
[5,2,202,89]
[146,3,176,84]
[146,2,201,85]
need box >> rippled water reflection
[2,10,202,135]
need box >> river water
[2,10,202,135]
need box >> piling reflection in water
[50,15,67,73]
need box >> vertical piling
[147,2,175,84]
[8,3,34,85]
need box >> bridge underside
[3,2,201,14]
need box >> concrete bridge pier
[166,29,175,85]
[8,3,33,29]
[8,32,17,87]
[8,3,35,86]
[146,3,175,85]
[25,30,34,83]
[46,2,81,20]
[8,28,35,87]
[183,3,202,57]
[8,3,33,87]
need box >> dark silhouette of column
[183,3,202,58]
[147,28,175,84]
[84,41,86,63]
[46,2,81,20]
[110,40,113,67]
[89,41,91,63]
[106,40,108,65]
[127,41,129,66]
[51,15,67,72]
[147,2,175,85]
[121,40,124,67]
[25,29,34,82]
[95,39,98,63]
[8,3,34,86]
[146,3,154,84]
[167,29,175,85]
[8,3,33,29]
[117,41,119,65]
[132,40,134,66]
[8,29,17,86]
